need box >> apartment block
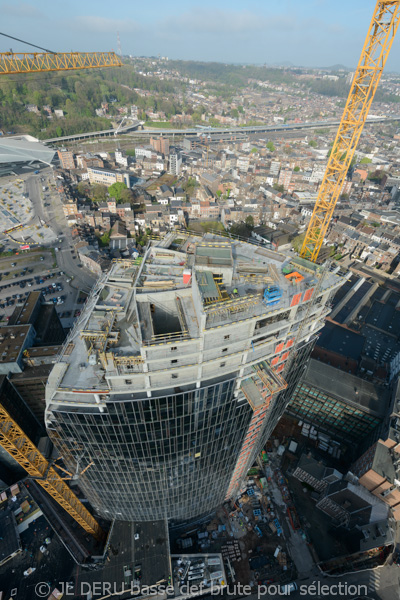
[57,148,75,170]
[169,152,182,176]
[87,167,130,188]
[150,136,170,155]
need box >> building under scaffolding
[45,233,346,522]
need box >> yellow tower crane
[0,51,122,75]
[0,403,104,540]
[0,36,120,541]
[300,0,400,263]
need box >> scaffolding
[205,293,262,326]
[81,310,119,353]
[241,360,287,411]
[112,355,144,374]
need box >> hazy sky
[2,0,400,71]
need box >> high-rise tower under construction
[45,234,345,522]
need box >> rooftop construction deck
[46,233,345,403]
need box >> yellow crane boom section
[0,51,122,75]
[0,403,104,541]
[300,0,400,262]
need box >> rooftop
[0,325,32,364]
[365,300,400,335]
[303,359,390,417]
[371,440,397,484]
[73,520,171,593]
[359,518,395,552]
[317,321,365,361]
[0,135,55,165]
[8,291,41,326]
[171,553,226,597]
[48,233,345,394]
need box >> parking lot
[0,249,87,329]
[0,172,58,247]
[0,179,33,230]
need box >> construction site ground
[269,417,365,562]
[170,486,296,588]
[283,473,356,562]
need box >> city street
[0,168,97,328]
[42,168,95,292]
[6,168,96,292]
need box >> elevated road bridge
[43,116,400,145]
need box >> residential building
[278,169,292,190]
[169,152,182,176]
[8,292,65,347]
[109,220,128,251]
[78,246,111,275]
[150,137,170,155]
[10,365,53,426]
[316,478,389,529]
[87,167,130,188]
[115,149,128,168]
[0,325,35,374]
[293,454,343,493]
[57,148,75,170]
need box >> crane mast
[0,403,104,540]
[0,51,122,75]
[300,0,400,263]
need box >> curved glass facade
[49,378,253,521]
[46,237,345,524]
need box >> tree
[294,166,300,172]
[273,183,284,193]
[99,230,110,247]
[308,139,317,148]
[230,222,252,239]
[183,176,198,196]
[291,233,306,253]
[56,126,63,137]
[368,170,385,183]
[77,181,89,198]
[119,188,134,203]
[91,184,108,202]
[245,216,254,229]
[108,181,128,203]
[266,141,275,152]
